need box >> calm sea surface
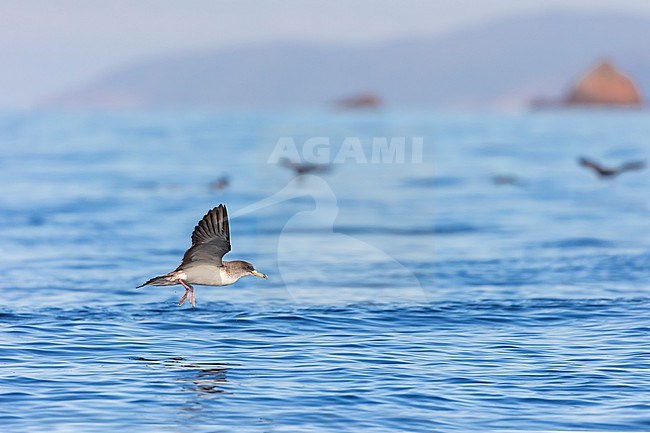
[1,110,650,432]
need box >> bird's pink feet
[178,279,195,307]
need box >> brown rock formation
[565,60,642,107]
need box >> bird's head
[228,260,267,280]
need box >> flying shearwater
[209,175,230,192]
[578,156,646,179]
[280,158,331,177]
[138,204,267,307]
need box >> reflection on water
[135,357,230,396]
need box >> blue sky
[2,0,650,107]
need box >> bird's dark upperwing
[178,205,232,268]
[578,157,607,176]
[617,160,646,174]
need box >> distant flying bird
[137,205,267,307]
[280,158,331,177]
[491,174,523,186]
[578,156,646,179]
[210,175,230,192]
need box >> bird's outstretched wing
[617,160,646,174]
[578,157,608,176]
[578,157,603,172]
[178,205,232,268]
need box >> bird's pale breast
[182,265,239,286]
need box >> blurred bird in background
[578,156,646,179]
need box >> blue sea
[1,109,650,432]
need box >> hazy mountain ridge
[47,11,650,108]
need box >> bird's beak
[251,270,267,279]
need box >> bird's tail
[136,274,177,288]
